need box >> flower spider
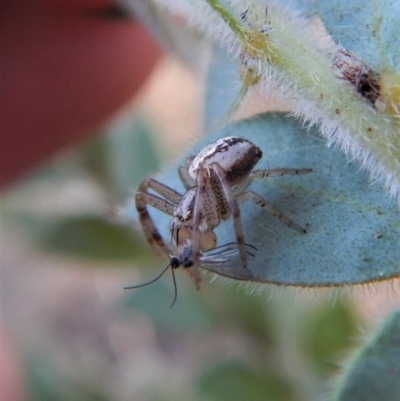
[135,136,312,288]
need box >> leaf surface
[317,0,400,70]
[125,112,400,286]
[334,311,400,401]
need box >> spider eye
[179,212,191,222]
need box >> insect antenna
[124,263,172,290]
[124,256,181,308]
[170,266,178,308]
[244,243,258,258]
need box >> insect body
[124,240,256,307]
[135,136,311,288]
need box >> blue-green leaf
[105,114,161,197]
[317,0,400,71]
[204,48,244,131]
[334,311,400,401]
[125,112,400,286]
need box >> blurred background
[1,2,400,401]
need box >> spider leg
[211,163,248,267]
[237,191,307,233]
[191,168,212,288]
[140,178,182,204]
[135,178,180,257]
[251,168,312,179]
[234,168,312,194]
[135,193,175,257]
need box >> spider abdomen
[189,136,262,185]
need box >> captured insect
[135,136,312,287]
[124,239,256,307]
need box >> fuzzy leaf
[125,112,400,286]
[334,311,400,401]
[126,0,400,202]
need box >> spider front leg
[211,163,248,268]
[135,178,182,258]
[191,167,225,287]
[236,191,307,233]
[191,169,210,289]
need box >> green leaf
[205,286,274,342]
[301,302,358,373]
[197,360,294,401]
[79,132,112,189]
[26,353,111,401]
[334,311,400,401]
[120,280,212,331]
[37,215,152,263]
[125,112,400,286]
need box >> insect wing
[199,247,255,281]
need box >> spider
[135,136,312,287]
[124,239,256,307]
